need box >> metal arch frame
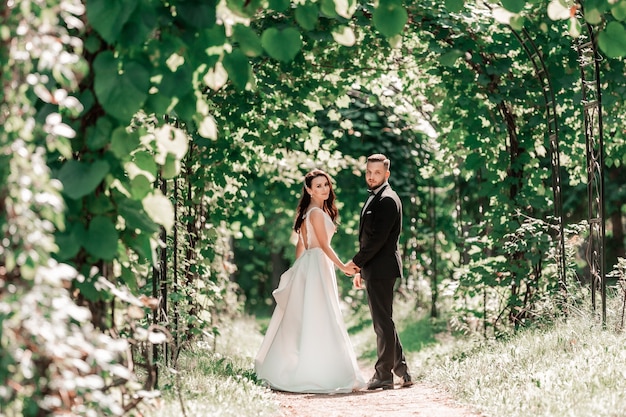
[508,27,568,296]
[576,23,606,323]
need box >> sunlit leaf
[334,0,356,19]
[547,0,570,20]
[204,62,229,91]
[143,191,174,232]
[332,26,356,47]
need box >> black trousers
[366,277,408,380]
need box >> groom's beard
[368,180,384,190]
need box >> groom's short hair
[367,154,390,171]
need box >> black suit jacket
[353,184,403,281]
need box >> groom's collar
[368,182,389,195]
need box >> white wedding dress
[254,207,366,393]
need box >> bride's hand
[341,262,359,276]
[340,264,354,276]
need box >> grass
[414,302,626,417]
[141,316,279,417]
[142,291,626,417]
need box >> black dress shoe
[400,373,413,388]
[367,377,393,390]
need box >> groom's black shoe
[367,377,393,390]
[400,373,413,388]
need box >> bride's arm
[308,210,352,275]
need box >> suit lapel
[359,185,388,237]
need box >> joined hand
[343,260,360,276]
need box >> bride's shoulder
[306,206,327,220]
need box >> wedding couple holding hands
[255,153,413,394]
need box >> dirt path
[274,376,483,417]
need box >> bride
[254,169,366,393]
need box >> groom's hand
[353,273,364,290]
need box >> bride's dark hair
[293,169,339,233]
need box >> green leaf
[584,7,603,24]
[501,0,525,13]
[133,151,158,178]
[54,223,87,261]
[612,0,626,21]
[93,51,150,122]
[130,175,153,200]
[509,14,525,30]
[320,0,337,17]
[162,153,180,179]
[598,21,626,58]
[57,159,110,200]
[233,24,263,57]
[84,34,102,54]
[438,50,464,67]
[87,194,114,215]
[174,92,197,120]
[373,2,408,38]
[118,198,160,234]
[159,62,194,97]
[86,116,114,151]
[84,216,119,260]
[226,0,264,17]
[261,27,303,62]
[127,232,153,263]
[223,49,250,89]
[445,0,464,12]
[120,266,139,292]
[120,1,158,46]
[86,0,138,44]
[110,126,140,160]
[295,3,318,31]
[269,0,289,12]
[74,277,103,301]
[177,0,217,28]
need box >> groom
[347,153,412,390]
